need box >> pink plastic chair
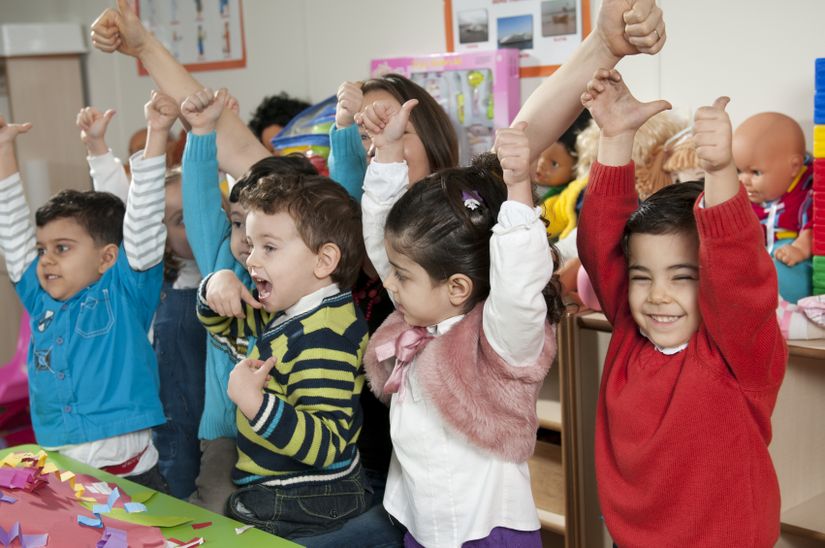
[0,311,30,405]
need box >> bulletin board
[445,0,591,78]
[136,0,246,74]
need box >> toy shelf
[537,366,563,432]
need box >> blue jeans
[152,284,206,499]
[297,468,404,548]
[226,463,373,540]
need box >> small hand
[206,269,262,318]
[76,107,116,154]
[90,0,149,58]
[581,68,671,138]
[181,87,228,135]
[692,97,733,174]
[336,81,364,129]
[355,99,418,150]
[597,0,665,57]
[0,115,32,147]
[227,356,277,418]
[495,121,531,188]
[144,90,179,132]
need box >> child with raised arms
[578,68,786,546]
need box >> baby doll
[534,110,591,201]
[663,129,704,183]
[732,112,813,303]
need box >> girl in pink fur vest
[356,103,564,548]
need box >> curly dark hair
[35,189,125,247]
[385,152,565,324]
[229,154,317,204]
[240,174,364,289]
[247,92,311,140]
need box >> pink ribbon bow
[376,326,434,400]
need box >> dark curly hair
[229,154,317,204]
[240,174,364,289]
[35,189,125,247]
[248,92,311,140]
[384,153,565,323]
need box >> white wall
[3,0,825,155]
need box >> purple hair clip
[462,190,483,211]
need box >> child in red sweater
[577,68,786,547]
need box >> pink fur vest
[363,302,556,463]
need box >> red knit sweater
[578,162,787,547]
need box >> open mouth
[44,274,60,282]
[648,314,682,325]
[253,277,272,301]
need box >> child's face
[535,142,575,187]
[229,201,251,266]
[245,209,325,314]
[627,232,701,348]
[362,89,431,185]
[35,218,115,301]
[383,242,454,327]
[163,179,194,260]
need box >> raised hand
[335,81,364,129]
[144,90,179,132]
[76,106,116,156]
[598,0,665,57]
[581,68,671,138]
[355,99,418,151]
[181,88,229,135]
[495,121,533,206]
[0,115,32,148]
[693,97,733,174]
[90,0,150,58]
[206,269,262,318]
[228,356,277,418]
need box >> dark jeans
[126,464,169,494]
[298,468,404,547]
[152,284,206,499]
[226,463,372,540]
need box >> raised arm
[123,91,174,272]
[485,121,553,366]
[76,106,129,202]
[0,117,35,283]
[515,0,665,163]
[577,69,670,323]
[328,81,368,200]
[90,0,267,178]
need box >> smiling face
[627,232,701,348]
[244,209,327,313]
[35,217,116,301]
[362,89,431,185]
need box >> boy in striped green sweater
[197,173,371,539]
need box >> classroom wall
[1,0,825,157]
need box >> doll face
[627,232,701,349]
[732,142,797,204]
[535,142,575,187]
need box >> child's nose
[647,284,671,304]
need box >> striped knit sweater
[197,279,369,486]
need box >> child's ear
[314,242,341,280]
[98,243,119,274]
[446,273,473,307]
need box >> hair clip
[462,190,483,211]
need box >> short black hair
[248,92,311,140]
[35,189,125,247]
[229,154,318,204]
[622,180,704,259]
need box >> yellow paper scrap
[35,451,48,467]
[59,471,75,483]
[41,462,58,474]
[0,453,23,468]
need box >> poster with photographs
[136,0,246,74]
[446,0,591,77]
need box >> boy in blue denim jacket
[0,92,175,489]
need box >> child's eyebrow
[388,259,408,273]
[667,264,699,271]
[627,264,650,272]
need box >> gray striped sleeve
[0,173,36,282]
[124,152,168,271]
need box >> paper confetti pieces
[0,522,48,548]
[0,468,46,492]
[190,522,212,530]
[234,524,254,535]
[96,527,127,548]
[0,494,16,504]
[124,502,146,513]
[168,538,204,548]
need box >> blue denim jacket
[15,246,166,447]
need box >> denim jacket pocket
[75,289,115,338]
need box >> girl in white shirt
[358,98,563,547]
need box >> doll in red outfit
[733,112,813,303]
[578,68,786,547]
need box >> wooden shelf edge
[537,508,565,535]
[786,338,825,359]
[780,492,825,541]
[575,312,611,332]
[536,399,563,432]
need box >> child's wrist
[375,141,404,163]
[597,132,635,166]
[84,139,109,157]
[190,123,216,136]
